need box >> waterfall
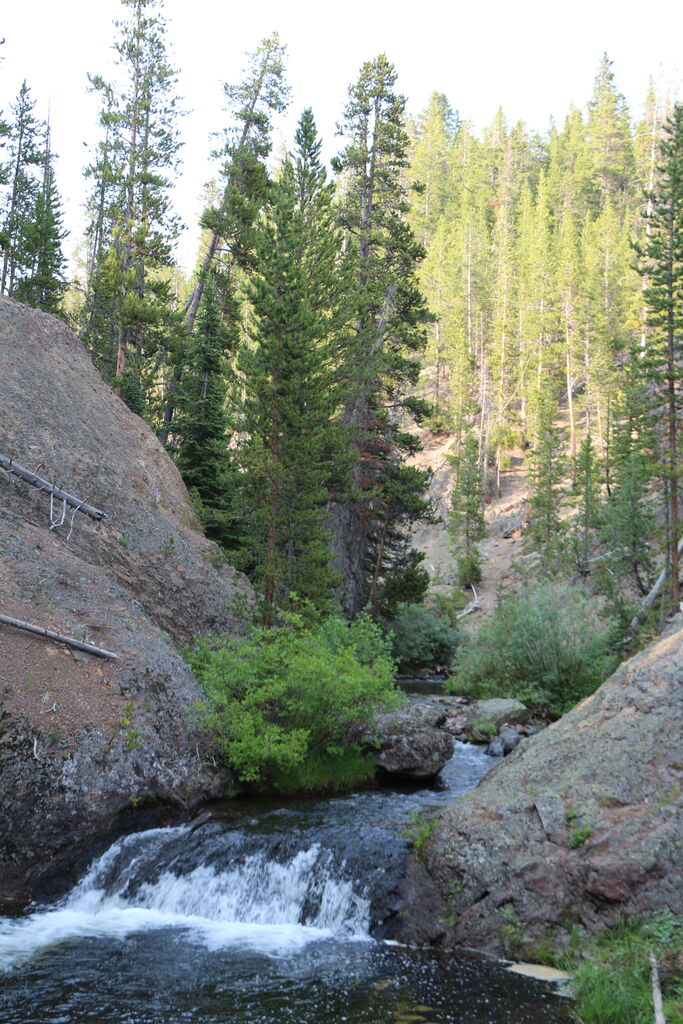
[0,825,371,971]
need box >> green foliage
[333,54,432,617]
[497,905,524,957]
[456,552,483,588]
[595,365,657,619]
[81,0,183,411]
[389,602,459,672]
[0,80,67,309]
[449,435,486,551]
[187,611,400,792]
[234,146,348,623]
[567,824,593,848]
[633,101,683,609]
[524,393,568,572]
[402,810,437,860]
[447,581,618,713]
[471,718,497,738]
[570,435,602,576]
[172,270,240,551]
[567,913,683,1024]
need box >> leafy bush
[187,612,401,792]
[446,581,618,714]
[389,603,460,672]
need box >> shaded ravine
[0,744,570,1023]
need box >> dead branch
[629,536,683,636]
[0,613,119,660]
[0,455,106,522]
[456,583,481,620]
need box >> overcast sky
[2,0,682,271]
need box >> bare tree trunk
[0,455,106,521]
[648,952,666,1024]
[0,614,118,659]
[629,534,683,635]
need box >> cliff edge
[0,297,252,906]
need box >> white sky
[2,0,682,272]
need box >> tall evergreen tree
[448,432,486,587]
[407,91,457,248]
[236,157,345,624]
[570,434,601,576]
[172,269,239,549]
[82,0,182,412]
[157,33,289,444]
[634,102,683,608]
[13,122,67,313]
[586,54,635,209]
[332,54,432,617]
[0,81,41,296]
[183,32,289,332]
[599,366,656,605]
[524,391,567,571]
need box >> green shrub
[187,612,401,791]
[446,581,618,714]
[389,603,460,672]
[456,551,482,588]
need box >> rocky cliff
[0,297,252,907]
[399,621,683,955]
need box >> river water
[0,742,569,1023]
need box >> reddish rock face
[0,297,253,905]
[398,621,683,955]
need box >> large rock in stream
[363,701,454,779]
[398,623,683,955]
[0,298,252,907]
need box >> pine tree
[0,42,12,187]
[599,366,656,604]
[236,157,346,625]
[634,102,683,608]
[448,432,486,587]
[570,434,602,576]
[407,91,457,248]
[586,54,635,209]
[183,33,289,332]
[332,54,432,617]
[172,270,239,550]
[524,392,567,571]
[0,81,41,296]
[156,34,289,444]
[580,198,637,455]
[82,0,183,411]
[13,122,67,313]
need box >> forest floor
[409,427,530,629]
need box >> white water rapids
[0,827,371,971]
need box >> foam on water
[0,828,371,971]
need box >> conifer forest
[2,0,683,679]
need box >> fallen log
[0,613,119,660]
[628,536,683,636]
[0,455,106,521]
[456,583,481,620]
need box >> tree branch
[0,455,106,522]
[0,614,119,660]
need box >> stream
[0,741,570,1023]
